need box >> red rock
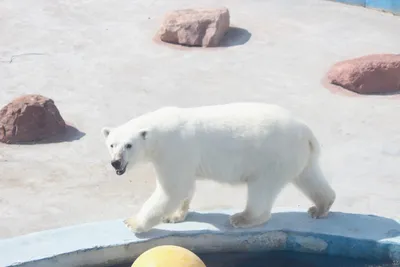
[326,54,400,94]
[0,95,66,144]
[157,7,230,47]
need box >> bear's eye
[110,144,114,148]
[125,144,132,149]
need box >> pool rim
[1,208,399,267]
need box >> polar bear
[101,102,336,233]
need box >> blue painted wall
[328,0,400,15]
[366,0,400,14]
[334,0,365,6]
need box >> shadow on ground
[153,26,251,49]
[220,27,252,47]
[7,124,86,145]
[37,124,85,144]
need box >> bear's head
[101,126,149,176]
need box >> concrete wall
[328,0,400,14]
[1,209,399,267]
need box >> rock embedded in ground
[157,7,230,47]
[0,94,66,144]
[326,54,400,94]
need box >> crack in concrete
[0,53,48,64]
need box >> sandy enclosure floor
[1,0,400,238]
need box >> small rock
[326,54,400,94]
[0,94,66,144]
[157,7,230,47]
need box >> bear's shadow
[135,211,400,242]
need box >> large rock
[326,54,400,94]
[0,94,66,144]
[157,7,230,47]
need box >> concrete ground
[0,0,399,239]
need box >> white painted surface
[0,0,400,238]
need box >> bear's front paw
[307,206,329,219]
[162,210,188,224]
[229,212,253,228]
[162,214,185,224]
[230,211,270,228]
[124,217,146,233]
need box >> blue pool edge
[1,209,399,267]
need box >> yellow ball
[131,245,206,267]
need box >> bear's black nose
[111,160,121,169]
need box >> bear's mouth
[115,164,127,176]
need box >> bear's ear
[139,129,148,140]
[101,127,112,138]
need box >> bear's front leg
[124,186,182,233]
[162,198,192,224]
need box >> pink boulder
[157,7,230,47]
[326,54,400,94]
[0,94,66,144]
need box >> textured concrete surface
[1,209,399,267]
[1,0,400,238]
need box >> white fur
[102,102,336,233]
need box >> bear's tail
[307,127,321,162]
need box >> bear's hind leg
[230,177,284,228]
[293,160,336,219]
